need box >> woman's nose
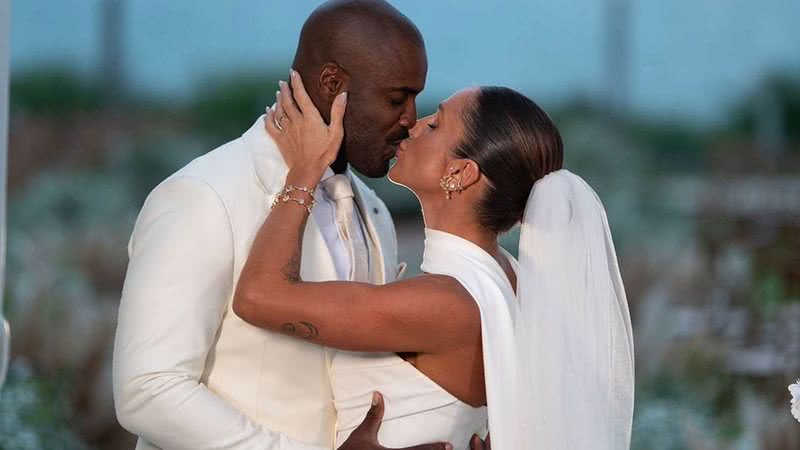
[408,119,425,138]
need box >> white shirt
[314,167,370,281]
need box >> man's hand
[469,433,491,450]
[338,392,452,450]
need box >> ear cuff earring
[440,168,463,200]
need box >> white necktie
[321,174,370,282]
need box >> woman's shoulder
[385,274,477,312]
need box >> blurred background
[2,0,800,449]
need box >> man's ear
[319,63,351,101]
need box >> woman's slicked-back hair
[454,86,564,234]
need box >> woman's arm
[232,72,479,354]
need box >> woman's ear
[456,159,481,189]
[319,63,351,101]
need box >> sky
[9,0,800,125]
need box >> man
[113,1,441,449]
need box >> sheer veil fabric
[513,170,635,449]
[421,169,634,450]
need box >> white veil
[512,170,635,449]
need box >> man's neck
[330,153,348,174]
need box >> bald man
[112,1,446,450]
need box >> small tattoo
[298,321,319,339]
[280,251,302,284]
[280,321,319,340]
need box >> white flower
[790,379,800,423]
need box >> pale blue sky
[10,0,800,124]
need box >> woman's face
[388,88,478,196]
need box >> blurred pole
[604,0,631,122]
[100,0,125,109]
[0,0,10,390]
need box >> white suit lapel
[244,115,338,282]
[300,218,339,282]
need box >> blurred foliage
[0,361,90,450]
[189,71,282,144]
[10,68,104,117]
[5,66,800,449]
[6,136,198,250]
[632,372,716,450]
[4,133,203,449]
[753,270,791,317]
[732,74,800,143]
[628,121,708,173]
[6,135,201,318]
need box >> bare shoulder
[375,274,480,330]
[383,273,472,299]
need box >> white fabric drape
[513,170,635,449]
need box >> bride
[232,72,635,450]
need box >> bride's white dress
[331,228,516,449]
[331,351,487,449]
[332,171,635,450]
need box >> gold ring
[273,113,288,132]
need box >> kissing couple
[112,1,635,449]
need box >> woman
[233,72,635,450]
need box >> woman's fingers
[264,108,283,141]
[289,69,318,118]
[278,80,302,121]
[264,108,294,165]
[329,92,347,137]
[273,91,286,130]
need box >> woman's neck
[420,194,500,261]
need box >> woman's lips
[386,140,404,159]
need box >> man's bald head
[293,0,423,80]
[290,0,428,178]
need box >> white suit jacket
[113,116,400,450]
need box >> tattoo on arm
[280,250,301,284]
[279,220,305,284]
[281,321,319,340]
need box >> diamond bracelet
[270,184,316,214]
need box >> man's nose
[398,102,418,130]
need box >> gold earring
[440,172,463,200]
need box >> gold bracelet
[284,184,316,198]
[271,184,316,214]
[273,194,315,214]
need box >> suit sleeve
[112,176,325,450]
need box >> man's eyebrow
[389,87,422,95]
